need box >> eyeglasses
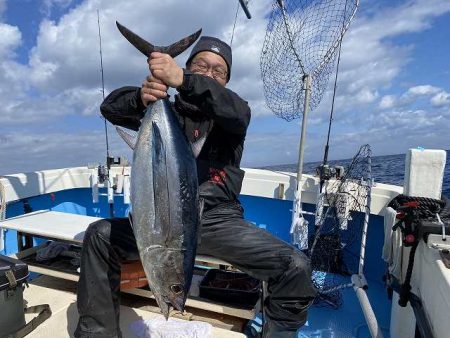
[190,60,228,80]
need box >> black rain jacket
[100,71,251,212]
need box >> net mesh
[308,144,372,308]
[260,0,358,121]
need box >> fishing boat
[0,147,448,338]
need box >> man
[75,36,316,338]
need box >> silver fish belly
[130,98,199,319]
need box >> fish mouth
[168,291,185,313]
[153,287,186,319]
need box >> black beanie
[186,36,232,81]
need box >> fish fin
[161,29,202,58]
[197,197,204,245]
[116,126,137,150]
[116,21,201,58]
[151,123,170,236]
[116,21,156,57]
[128,213,133,230]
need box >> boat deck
[24,275,246,338]
[304,278,391,338]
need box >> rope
[398,240,418,307]
[388,194,449,220]
[388,194,449,307]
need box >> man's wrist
[175,68,186,90]
[177,69,194,93]
[136,88,147,110]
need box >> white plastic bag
[130,317,212,338]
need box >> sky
[0,0,449,175]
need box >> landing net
[309,144,372,308]
[260,0,358,121]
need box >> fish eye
[170,284,183,294]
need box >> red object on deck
[120,260,148,290]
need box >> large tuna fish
[115,22,201,318]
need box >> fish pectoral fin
[128,213,134,229]
[197,198,204,245]
[116,126,137,150]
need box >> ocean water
[263,150,450,198]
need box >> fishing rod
[317,0,350,192]
[239,0,252,19]
[231,0,252,46]
[97,10,115,218]
[316,32,346,194]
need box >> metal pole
[353,278,384,338]
[358,149,372,276]
[296,74,312,191]
[290,74,312,250]
[352,147,383,338]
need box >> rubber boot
[262,321,298,338]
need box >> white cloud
[431,91,450,107]
[396,85,450,109]
[0,23,21,58]
[0,21,26,121]
[406,85,441,96]
[40,0,75,17]
[356,88,379,104]
[379,95,396,109]
[323,0,450,116]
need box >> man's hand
[140,75,168,106]
[149,52,184,88]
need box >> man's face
[188,51,228,86]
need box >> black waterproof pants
[74,204,317,338]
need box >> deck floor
[301,277,391,338]
[23,275,246,338]
[22,274,392,338]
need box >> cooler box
[0,255,29,337]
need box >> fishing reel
[97,165,108,184]
[316,164,345,181]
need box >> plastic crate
[199,269,261,308]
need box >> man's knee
[286,251,317,299]
[83,219,112,245]
[289,251,312,277]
